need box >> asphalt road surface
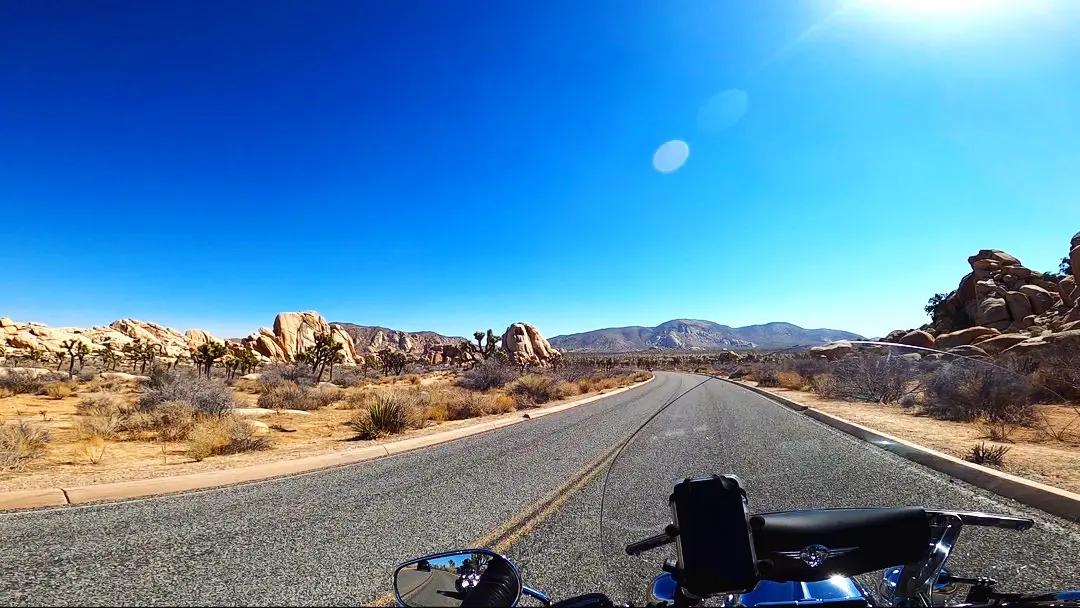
[3,372,1080,606]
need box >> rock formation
[2,310,469,368]
[502,322,560,366]
[884,233,1080,360]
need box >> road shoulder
[720,378,1080,523]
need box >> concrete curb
[720,378,1080,523]
[0,376,655,512]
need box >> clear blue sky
[3,0,1080,340]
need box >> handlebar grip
[626,525,678,556]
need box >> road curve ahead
[3,372,1080,606]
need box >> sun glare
[861,0,1004,14]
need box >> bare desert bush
[553,362,598,383]
[965,442,1010,466]
[817,354,918,404]
[776,371,806,390]
[44,381,73,400]
[330,367,370,388]
[347,393,420,439]
[76,370,96,382]
[75,393,120,415]
[1033,349,1080,401]
[87,374,129,393]
[445,392,491,420]
[122,401,201,441]
[257,364,318,392]
[138,369,233,416]
[785,357,834,380]
[0,369,55,395]
[76,410,124,440]
[186,416,270,461]
[508,375,566,407]
[455,361,518,391]
[921,362,1035,424]
[256,381,340,411]
[0,420,50,471]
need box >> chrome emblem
[776,544,857,568]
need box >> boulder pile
[882,231,1080,360]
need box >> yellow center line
[370,442,625,605]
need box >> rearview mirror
[393,549,523,607]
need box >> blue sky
[3,0,1080,340]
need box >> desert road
[3,372,1080,605]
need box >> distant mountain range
[548,319,864,352]
[330,322,466,355]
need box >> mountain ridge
[549,319,863,352]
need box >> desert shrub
[1034,353,1080,401]
[138,369,233,416]
[445,393,485,420]
[342,389,374,410]
[456,361,518,391]
[76,411,123,440]
[508,375,566,406]
[0,370,51,395]
[331,367,367,388]
[121,401,201,440]
[979,420,1016,443]
[776,371,806,390]
[186,416,270,461]
[785,357,833,380]
[0,387,12,399]
[898,393,918,407]
[76,393,120,415]
[818,354,917,404]
[965,442,1010,466]
[553,362,598,383]
[558,381,579,397]
[256,381,339,411]
[921,363,1035,424]
[403,374,422,386]
[576,378,595,393]
[728,367,750,380]
[348,393,417,439]
[76,370,96,382]
[0,421,50,471]
[424,404,449,422]
[492,394,516,413]
[257,364,317,391]
[44,382,72,400]
[87,375,127,393]
[756,368,782,388]
[630,371,652,383]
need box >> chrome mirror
[393,549,523,607]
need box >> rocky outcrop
[898,330,935,349]
[502,322,560,367]
[809,340,853,361]
[934,327,999,349]
[184,329,221,349]
[885,232,1080,363]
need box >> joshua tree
[223,346,259,381]
[469,329,501,360]
[296,333,344,381]
[192,341,227,378]
[378,349,408,375]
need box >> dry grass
[777,371,806,391]
[186,416,270,461]
[76,437,108,464]
[0,387,14,399]
[256,381,340,411]
[44,382,72,400]
[0,420,51,471]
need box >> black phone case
[670,475,760,597]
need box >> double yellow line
[371,442,626,606]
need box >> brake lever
[625,524,679,556]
